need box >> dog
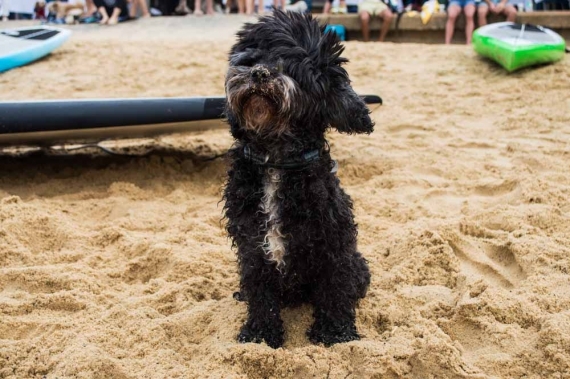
[46,1,85,22]
[223,10,374,349]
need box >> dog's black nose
[251,65,270,82]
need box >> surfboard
[473,22,566,72]
[0,26,71,73]
[0,95,382,146]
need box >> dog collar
[243,145,321,170]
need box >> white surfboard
[0,26,71,73]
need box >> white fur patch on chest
[260,168,286,269]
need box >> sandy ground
[1,16,570,379]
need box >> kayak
[473,22,566,72]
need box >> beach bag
[324,24,346,41]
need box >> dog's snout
[251,65,271,82]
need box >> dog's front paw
[238,321,284,349]
[307,321,360,347]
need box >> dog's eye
[230,48,264,68]
[236,58,254,67]
[230,52,253,67]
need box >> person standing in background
[174,0,213,15]
[273,0,285,11]
[225,0,246,14]
[0,0,9,21]
[244,0,254,14]
[175,0,190,14]
[193,0,214,14]
[130,0,151,17]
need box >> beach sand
[0,16,569,379]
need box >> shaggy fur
[223,10,374,349]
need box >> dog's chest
[260,168,286,268]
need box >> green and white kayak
[473,22,566,72]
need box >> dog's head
[46,1,59,13]
[225,10,373,142]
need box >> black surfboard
[0,95,382,146]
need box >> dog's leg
[307,252,370,346]
[237,251,284,348]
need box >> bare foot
[193,8,204,15]
[108,15,119,24]
[99,15,109,24]
[175,4,190,14]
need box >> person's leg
[108,6,122,23]
[132,0,151,17]
[193,0,204,14]
[237,0,245,12]
[477,3,488,26]
[205,0,214,14]
[464,3,475,44]
[85,0,97,15]
[0,0,9,21]
[503,3,516,21]
[141,0,151,17]
[359,10,371,42]
[323,0,332,13]
[175,0,190,14]
[98,6,109,23]
[130,0,138,17]
[245,0,254,14]
[445,3,461,44]
[378,8,393,41]
[286,0,308,11]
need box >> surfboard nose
[0,26,71,73]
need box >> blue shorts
[476,0,516,6]
[448,0,475,7]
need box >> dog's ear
[225,110,242,139]
[326,82,374,134]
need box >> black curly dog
[223,10,374,349]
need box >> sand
[1,16,570,379]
